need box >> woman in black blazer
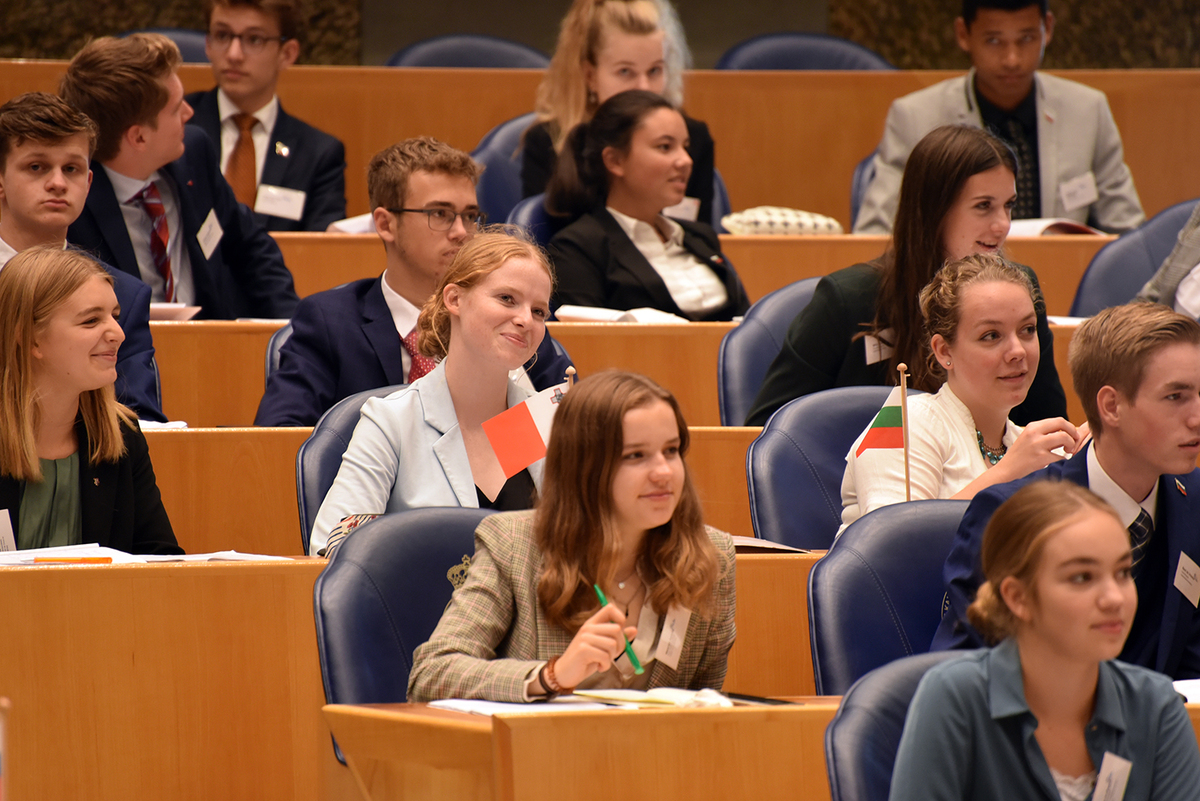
[545,90,748,321]
[0,246,180,554]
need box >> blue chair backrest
[295,385,405,553]
[825,651,963,801]
[1070,198,1200,317]
[850,150,876,230]
[716,32,893,71]
[717,277,820,426]
[313,507,493,760]
[712,168,731,232]
[265,322,293,384]
[507,193,566,247]
[808,499,970,694]
[121,28,209,62]
[472,112,538,224]
[747,386,904,548]
[385,35,549,68]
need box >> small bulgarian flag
[855,385,907,457]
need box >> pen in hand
[593,583,644,675]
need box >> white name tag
[1094,751,1132,801]
[655,605,692,670]
[1174,551,1200,607]
[197,208,224,260]
[863,332,895,366]
[255,184,307,222]
[1059,171,1099,212]
[0,510,14,551]
[663,196,700,222]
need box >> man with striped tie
[934,303,1200,680]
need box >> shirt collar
[379,272,421,335]
[104,166,163,205]
[975,79,1038,130]
[216,88,279,135]
[1087,443,1159,528]
[0,234,18,268]
[606,206,684,247]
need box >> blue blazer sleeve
[255,294,341,426]
[930,487,1008,651]
[107,266,166,422]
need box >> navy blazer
[0,417,181,554]
[185,89,347,232]
[106,265,165,422]
[68,127,299,320]
[933,444,1200,679]
[546,207,750,321]
[254,277,576,427]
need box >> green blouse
[17,453,82,550]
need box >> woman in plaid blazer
[409,371,736,702]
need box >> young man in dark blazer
[187,0,346,232]
[255,137,573,426]
[61,33,298,321]
[934,303,1200,679]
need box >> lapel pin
[187,180,193,187]
[1177,478,1186,496]
[710,255,724,265]
[93,478,100,486]
[275,141,289,158]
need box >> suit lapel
[259,105,295,190]
[162,157,218,312]
[422,365,479,507]
[1155,473,1198,674]
[76,421,116,547]
[595,209,685,316]
[361,278,407,385]
[85,166,141,279]
[1032,74,1060,219]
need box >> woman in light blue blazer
[310,230,555,555]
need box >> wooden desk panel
[274,232,383,297]
[1050,322,1084,425]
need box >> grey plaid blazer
[1138,203,1200,310]
[408,510,737,703]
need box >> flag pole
[897,363,911,502]
[565,366,577,387]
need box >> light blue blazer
[309,361,543,554]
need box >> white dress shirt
[1172,259,1200,320]
[379,273,420,381]
[1087,443,1159,528]
[0,234,17,268]
[606,206,728,315]
[216,89,278,186]
[102,166,195,304]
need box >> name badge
[655,605,693,670]
[0,510,14,552]
[197,208,224,260]
[663,196,700,222]
[1059,172,1099,212]
[1094,751,1132,801]
[863,332,895,366]
[255,184,307,222]
[1174,551,1200,607]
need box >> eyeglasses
[388,207,487,231]
[207,30,290,55]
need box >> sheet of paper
[429,698,613,716]
[0,543,145,565]
[1172,678,1200,703]
[141,551,294,562]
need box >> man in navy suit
[255,137,573,426]
[0,92,165,421]
[61,33,298,321]
[934,302,1200,679]
[186,0,346,232]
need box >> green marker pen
[594,583,644,675]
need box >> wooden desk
[0,561,357,801]
[324,699,840,801]
[1050,322,1084,425]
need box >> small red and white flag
[482,381,571,478]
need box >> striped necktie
[1005,118,1039,219]
[137,182,174,302]
[1128,509,1153,581]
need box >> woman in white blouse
[839,253,1084,533]
[544,89,749,321]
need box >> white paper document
[429,697,613,716]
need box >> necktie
[1005,118,1039,219]
[137,183,174,302]
[1128,508,1153,581]
[400,327,438,382]
[225,113,258,207]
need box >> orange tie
[225,113,258,207]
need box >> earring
[587,89,598,106]
[945,360,951,367]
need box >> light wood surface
[324,699,841,801]
[687,426,758,537]
[1,61,1195,224]
[1050,322,1084,425]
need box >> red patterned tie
[137,183,175,302]
[400,327,438,382]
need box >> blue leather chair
[1070,198,1199,317]
[850,150,876,230]
[747,386,908,548]
[716,32,893,71]
[121,28,209,62]
[313,506,493,760]
[825,651,963,801]
[295,385,404,553]
[808,499,970,694]
[385,35,549,68]
[472,112,537,224]
[711,168,731,233]
[507,193,565,247]
[717,277,820,426]
[265,322,293,383]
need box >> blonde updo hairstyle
[415,227,555,360]
[967,480,1123,644]
[918,252,1037,383]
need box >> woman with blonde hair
[409,370,736,702]
[0,245,178,553]
[310,229,556,555]
[522,0,716,226]
[891,480,1200,800]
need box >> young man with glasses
[186,0,346,232]
[254,137,573,426]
